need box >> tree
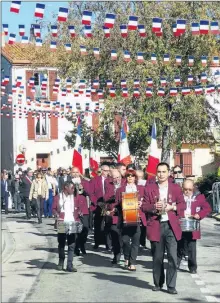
[29,1,220,163]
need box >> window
[34,72,48,98]
[35,113,50,140]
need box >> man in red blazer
[142,162,186,295]
[89,164,110,249]
[177,179,211,273]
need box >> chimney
[1,32,5,47]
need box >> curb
[211,213,220,221]
[2,220,16,264]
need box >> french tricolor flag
[35,3,45,18]
[122,88,128,98]
[118,117,131,165]
[86,89,91,97]
[194,86,203,95]
[133,88,140,98]
[68,25,76,38]
[206,84,215,94]
[65,43,71,53]
[36,38,42,47]
[51,25,58,37]
[50,41,56,51]
[93,48,100,59]
[147,78,153,87]
[72,117,83,174]
[21,36,29,44]
[191,22,200,35]
[97,89,104,99]
[111,50,117,60]
[137,52,144,63]
[8,33,16,45]
[146,121,160,177]
[152,17,162,32]
[157,88,165,96]
[201,56,207,67]
[174,76,181,85]
[138,25,146,37]
[19,24,25,36]
[170,87,178,97]
[93,80,99,89]
[210,21,219,35]
[175,55,182,65]
[124,50,131,62]
[151,53,157,63]
[57,7,68,22]
[10,1,21,13]
[80,45,87,55]
[212,56,219,66]
[34,25,41,37]
[104,13,116,28]
[187,75,194,84]
[110,88,116,97]
[106,80,113,88]
[176,19,186,34]
[200,20,209,35]
[201,72,207,83]
[74,90,79,97]
[103,26,110,38]
[82,11,92,25]
[146,88,153,97]
[134,79,140,88]
[160,77,167,86]
[84,25,93,38]
[3,24,8,36]
[163,54,170,64]
[188,55,194,66]
[172,23,179,37]
[128,16,138,30]
[3,76,10,86]
[182,87,191,95]
[120,25,128,38]
[121,80,127,88]
[155,27,163,37]
[16,76,22,87]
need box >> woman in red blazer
[115,170,146,271]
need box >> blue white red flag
[104,13,116,28]
[118,117,131,165]
[146,121,160,177]
[35,3,45,18]
[82,11,92,25]
[3,24,8,36]
[10,1,21,13]
[58,7,68,22]
[128,16,138,30]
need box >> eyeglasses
[183,188,193,191]
[174,170,182,174]
[126,174,135,177]
[102,169,110,172]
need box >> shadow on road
[79,252,112,267]
[25,258,58,270]
[84,271,151,289]
[25,231,57,238]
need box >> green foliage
[196,172,220,197]
[30,1,220,161]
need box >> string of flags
[8,2,219,37]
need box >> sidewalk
[2,217,50,303]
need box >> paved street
[2,214,220,303]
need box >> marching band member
[177,179,211,273]
[52,181,83,272]
[89,164,110,250]
[142,162,186,294]
[71,166,90,255]
[104,169,123,266]
[115,169,146,271]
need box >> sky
[2,1,69,39]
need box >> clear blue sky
[2,1,69,38]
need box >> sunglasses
[126,174,135,177]
[174,170,182,174]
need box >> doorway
[36,153,50,169]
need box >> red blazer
[115,184,147,226]
[188,194,211,239]
[89,176,104,211]
[142,182,186,242]
[52,194,83,221]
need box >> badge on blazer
[196,207,201,212]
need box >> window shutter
[114,115,122,141]
[49,70,57,101]
[27,112,35,140]
[50,115,58,139]
[26,70,33,99]
[92,113,99,131]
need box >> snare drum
[122,192,140,225]
[57,220,83,234]
[180,218,200,232]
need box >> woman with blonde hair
[29,173,48,223]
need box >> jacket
[29,179,49,200]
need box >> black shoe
[189,269,197,274]
[167,288,178,295]
[57,259,64,271]
[152,286,162,291]
[81,248,86,255]
[38,219,42,224]
[74,249,80,256]
[66,266,77,272]
[93,245,99,250]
